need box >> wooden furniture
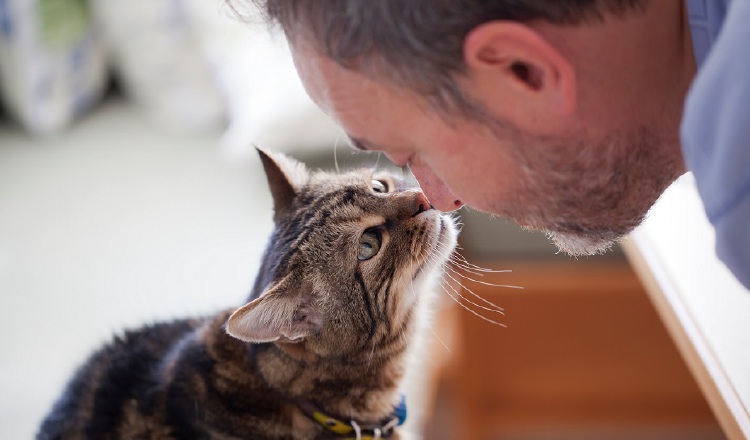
[424,261,721,440]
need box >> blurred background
[0,1,725,439]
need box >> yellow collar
[297,396,406,439]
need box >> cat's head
[225,149,457,357]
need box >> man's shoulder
[681,0,750,291]
[685,0,730,67]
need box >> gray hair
[230,0,647,118]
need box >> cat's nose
[413,191,433,216]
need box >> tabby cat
[37,149,457,440]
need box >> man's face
[289,42,679,256]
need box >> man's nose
[409,163,464,212]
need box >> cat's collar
[296,395,407,440]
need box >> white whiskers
[426,236,521,328]
[438,283,506,327]
[444,263,522,290]
[428,326,452,354]
[440,270,505,315]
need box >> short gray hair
[230,0,647,118]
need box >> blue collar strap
[297,395,407,440]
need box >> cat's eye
[358,229,382,261]
[371,179,388,194]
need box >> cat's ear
[256,147,309,221]
[225,277,324,343]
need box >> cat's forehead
[309,168,416,191]
[372,170,418,192]
[288,168,416,238]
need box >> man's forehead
[289,41,331,104]
[292,47,389,136]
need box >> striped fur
[37,149,457,440]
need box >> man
[234,1,749,289]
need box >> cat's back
[37,318,202,440]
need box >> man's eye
[371,180,388,193]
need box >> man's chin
[544,229,620,257]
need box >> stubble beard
[496,125,682,257]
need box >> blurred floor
[0,99,273,439]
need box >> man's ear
[225,278,324,343]
[462,21,576,123]
[256,147,309,222]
